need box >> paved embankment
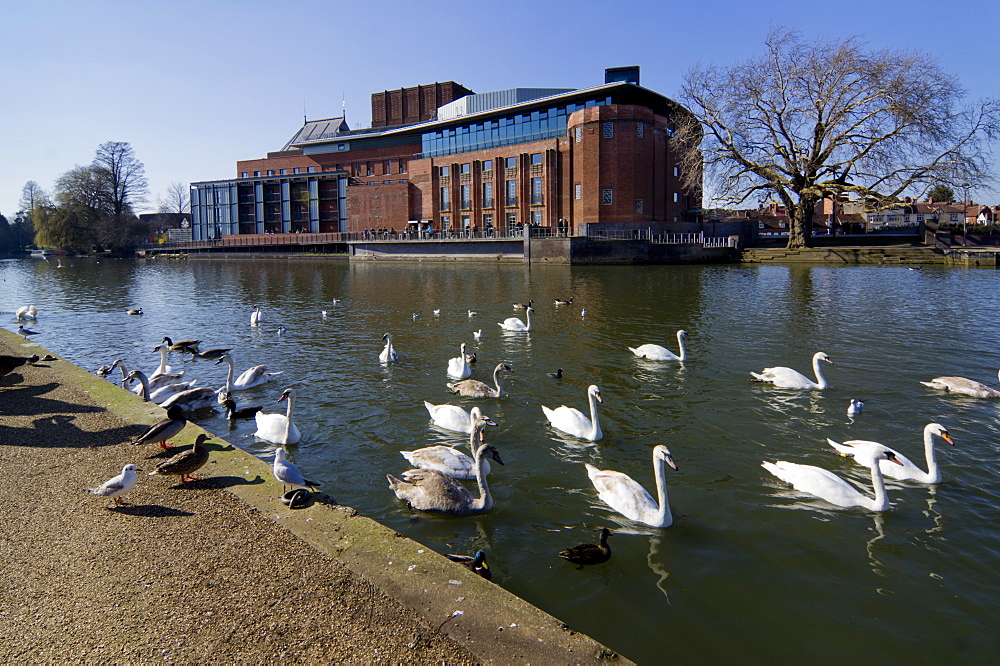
[0,330,622,664]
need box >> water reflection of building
[190,67,701,242]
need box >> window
[531,210,542,225]
[602,121,614,138]
[254,171,261,177]
[637,122,644,138]
[506,179,517,207]
[366,162,373,176]
[440,165,450,177]
[602,188,613,205]
[267,170,274,176]
[779,222,787,228]
[482,182,493,208]
[530,153,542,165]
[279,169,287,175]
[506,212,517,226]
[385,160,392,174]
[441,215,451,230]
[673,166,679,177]
[353,163,361,176]
[460,163,471,174]
[482,159,493,172]
[506,156,517,169]
[440,186,450,211]
[575,183,582,200]
[241,172,248,178]
[460,184,471,209]
[293,167,301,174]
[673,192,679,203]
[575,126,582,143]
[531,177,543,205]
[759,222,765,229]
[308,166,316,173]
[635,199,644,214]
[399,159,407,173]
[461,214,471,230]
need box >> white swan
[387,415,501,515]
[586,445,677,528]
[15,305,37,320]
[628,330,688,361]
[379,333,398,363]
[400,413,500,480]
[254,387,301,445]
[111,358,182,394]
[215,354,283,392]
[447,363,512,398]
[762,442,903,512]
[250,306,262,327]
[828,423,954,484]
[542,384,603,441]
[423,403,492,434]
[498,306,532,332]
[751,351,833,389]
[150,344,183,382]
[921,369,1000,398]
[446,342,471,379]
[126,369,197,405]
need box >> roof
[281,117,351,151]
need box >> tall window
[673,192,679,203]
[460,163,471,174]
[635,199,644,214]
[482,182,494,208]
[602,121,614,138]
[460,184,471,209]
[506,156,517,169]
[531,177,543,205]
[673,166,679,177]
[602,188,613,205]
[531,210,542,225]
[506,179,517,207]
[440,165,450,177]
[575,183,582,200]
[440,186,450,211]
[399,159,407,173]
[636,122,645,138]
[441,215,451,230]
[483,213,493,228]
[461,214,471,230]
[482,159,493,172]
[574,126,582,142]
[506,212,517,226]
[530,153,542,165]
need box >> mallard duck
[131,405,187,450]
[558,528,612,565]
[0,354,39,380]
[446,550,492,580]
[148,434,212,483]
[85,464,142,506]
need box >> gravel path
[0,337,476,663]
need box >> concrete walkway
[0,330,620,663]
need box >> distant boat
[29,249,52,258]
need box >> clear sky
[2,0,997,218]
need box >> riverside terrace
[136,227,740,264]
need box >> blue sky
[2,0,997,217]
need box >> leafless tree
[157,181,191,213]
[93,141,148,248]
[19,181,51,214]
[676,27,1000,248]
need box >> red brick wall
[346,182,411,231]
[371,81,474,127]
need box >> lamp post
[961,183,971,247]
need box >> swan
[542,384,603,441]
[762,442,903,512]
[386,415,501,516]
[628,330,688,361]
[447,363,512,398]
[423,403,492,434]
[499,306,532,332]
[15,305,36,320]
[250,306,262,327]
[921,369,1000,398]
[473,329,482,341]
[126,369,197,405]
[399,413,500,480]
[468,310,478,317]
[150,344,183,381]
[751,351,833,389]
[158,386,219,412]
[379,333,398,363]
[215,354,283,392]
[586,445,677,528]
[828,423,954,484]
[110,358,181,394]
[446,343,472,379]
[254,387,301,445]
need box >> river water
[3,256,999,662]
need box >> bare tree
[19,181,51,215]
[157,181,191,213]
[677,27,1000,248]
[93,141,148,249]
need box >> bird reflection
[922,485,945,536]
[647,535,671,603]
[866,513,887,577]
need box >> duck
[558,528,612,565]
[215,354,283,391]
[447,363,513,398]
[17,325,40,340]
[423,404,493,435]
[628,330,688,361]
[827,423,954,484]
[0,354,39,381]
[445,551,492,580]
[254,388,301,445]
[920,369,1000,398]
[400,413,500,480]
[751,351,833,389]
[158,386,219,412]
[191,347,232,360]
[126,307,143,315]
[273,446,319,491]
[446,342,472,380]
[587,445,677,527]
[513,299,533,310]
[162,336,201,354]
[222,395,262,419]
[542,384,603,441]
[762,442,903,512]
[498,306,532,332]
[379,333,398,363]
[125,369,197,405]
[131,405,187,450]
[547,368,563,379]
[148,434,212,483]
[387,415,501,516]
[85,464,142,506]
[250,306,262,327]
[554,297,573,306]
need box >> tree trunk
[786,200,816,249]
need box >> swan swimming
[542,384,603,441]
[921,369,1000,398]
[423,403,492,434]
[498,306,532,332]
[751,351,833,389]
[250,306,262,327]
[254,388,301,445]
[446,342,472,379]
[586,445,677,528]
[762,441,903,512]
[399,412,500,480]
[828,423,954,484]
[126,369,197,405]
[215,354,283,391]
[379,332,398,363]
[628,330,688,361]
[447,363,512,398]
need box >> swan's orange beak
[884,452,904,466]
[942,433,954,445]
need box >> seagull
[581,309,588,317]
[17,325,40,340]
[85,464,142,506]
[468,310,478,317]
[473,329,482,341]
[433,309,441,316]
[412,313,421,320]
[277,326,286,336]
[331,298,340,304]
[321,310,329,317]
[273,447,320,492]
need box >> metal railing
[588,229,739,248]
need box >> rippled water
[4,256,999,662]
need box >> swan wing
[922,376,1000,398]
[254,412,301,445]
[585,464,658,523]
[447,379,492,397]
[832,438,927,482]
[388,469,474,510]
[446,356,471,379]
[400,446,483,479]
[542,405,594,439]
[762,461,868,508]
[424,402,473,432]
